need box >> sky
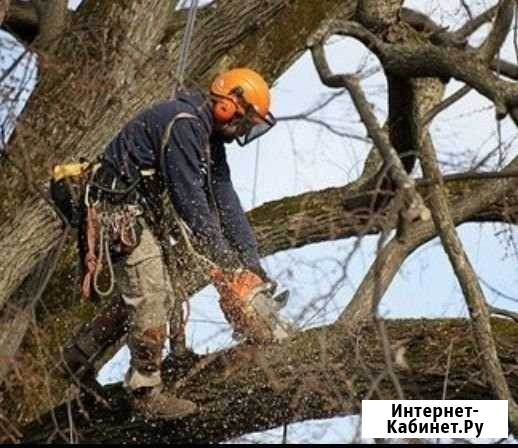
[1,0,517,444]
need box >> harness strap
[93,215,115,298]
[157,112,216,267]
[81,205,98,300]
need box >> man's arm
[210,141,267,279]
[163,118,237,269]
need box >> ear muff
[213,97,238,123]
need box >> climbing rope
[173,0,199,95]
[93,213,115,298]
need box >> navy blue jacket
[103,91,262,272]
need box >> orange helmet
[211,68,271,122]
[210,68,276,146]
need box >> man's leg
[59,296,129,384]
[115,223,196,418]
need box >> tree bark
[0,0,10,27]
[18,317,518,444]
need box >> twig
[479,276,518,304]
[277,115,370,142]
[423,85,472,125]
[0,47,30,85]
[489,305,518,323]
[442,341,454,400]
[460,0,474,21]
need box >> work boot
[131,385,197,420]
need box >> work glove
[211,268,294,344]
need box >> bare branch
[340,155,518,327]
[453,3,500,40]
[492,58,518,80]
[308,33,430,223]
[306,20,384,62]
[478,0,515,62]
[305,17,518,125]
[374,41,518,123]
[0,46,30,85]
[420,134,518,432]
[460,0,474,20]
[489,306,518,323]
[280,90,346,117]
[400,8,465,48]
[423,84,472,125]
[276,90,372,142]
[277,115,371,142]
[401,5,499,48]
[402,6,518,80]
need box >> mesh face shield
[234,104,277,147]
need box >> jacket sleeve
[163,118,237,269]
[210,142,265,277]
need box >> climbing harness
[50,160,146,300]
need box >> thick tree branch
[377,43,518,122]
[0,0,9,26]
[420,134,518,432]
[2,0,517,442]
[0,0,358,313]
[477,0,515,62]
[401,6,518,81]
[304,18,518,121]
[2,156,517,431]
[400,7,465,48]
[32,0,68,51]
[18,317,518,443]
[339,155,518,327]
[2,0,39,43]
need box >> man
[60,68,291,419]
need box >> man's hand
[211,268,294,343]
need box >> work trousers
[113,220,174,390]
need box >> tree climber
[55,68,292,419]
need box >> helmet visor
[235,111,276,147]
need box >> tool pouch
[50,163,90,228]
